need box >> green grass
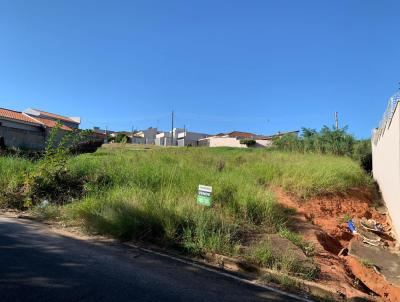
[247,240,318,280]
[0,145,372,280]
[0,156,33,208]
[360,258,374,268]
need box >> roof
[29,108,79,124]
[227,131,256,138]
[0,107,74,131]
[214,131,258,138]
[264,130,300,139]
[0,108,42,125]
[33,117,73,131]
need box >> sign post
[197,185,212,206]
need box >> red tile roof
[0,108,41,125]
[33,117,73,131]
[0,107,73,131]
[32,109,78,124]
[227,131,256,138]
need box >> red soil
[273,188,399,301]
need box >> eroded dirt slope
[274,188,400,301]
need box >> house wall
[177,138,200,147]
[141,128,158,139]
[372,102,400,239]
[155,137,165,146]
[0,119,40,132]
[255,140,273,147]
[205,137,272,148]
[0,122,45,150]
[208,137,247,148]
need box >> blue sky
[0,1,399,138]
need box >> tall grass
[0,156,33,208]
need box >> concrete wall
[0,118,78,150]
[372,102,400,238]
[0,124,45,150]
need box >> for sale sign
[197,185,212,206]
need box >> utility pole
[334,112,339,130]
[171,110,174,146]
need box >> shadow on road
[0,217,300,302]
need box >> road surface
[0,216,306,302]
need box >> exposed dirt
[273,187,399,301]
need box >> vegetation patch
[0,143,372,281]
[273,126,373,172]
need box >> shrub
[115,133,128,143]
[70,139,104,155]
[23,124,84,206]
[352,140,372,173]
[240,139,256,147]
[273,126,373,172]
[274,126,355,156]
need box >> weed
[360,258,374,268]
[278,227,315,257]
[340,213,352,223]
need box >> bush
[70,139,104,155]
[240,139,256,147]
[352,140,372,173]
[274,126,355,156]
[23,124,85,206]
[273,126,373,172]
[115,133,128,143]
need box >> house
[24,108,80,130]
[0,107,80,150]
[155,128,185,146]
[198,131,272,148]
[197,130,299,148]
[132,127,158,144]
[177,131,209,147]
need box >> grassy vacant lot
[0,144,371,279]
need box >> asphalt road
[0,216,306,302]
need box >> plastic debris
[360,218,384,233]
[347,219,357,234]
[39,199,49,208]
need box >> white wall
[208,137,246,148]
[206,137,272,148]
[372,102,400,239]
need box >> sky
[0,1,399,138]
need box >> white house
[155,128,185,146]
[177,131,209,147]
[198,131,273,148]
[132,127,158,144]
